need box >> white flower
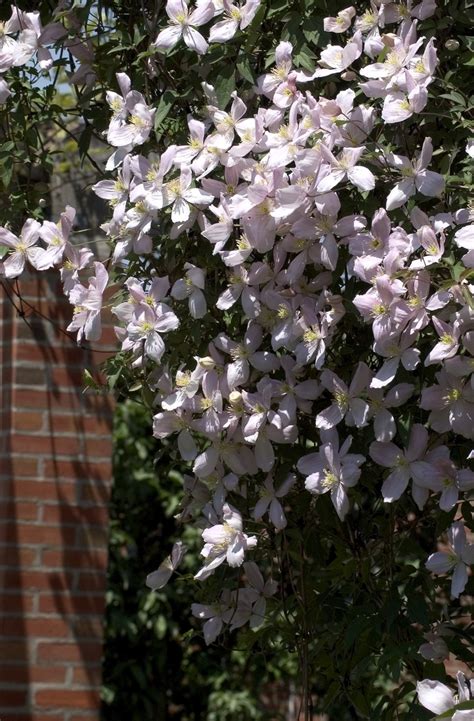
[417,672,474,719]
[425,521,474,598]
[171,263,207,318]
[195,503,257,580]
[153,0,214,55]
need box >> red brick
[2,715,63,721]
[10,434,82,456]
[38,593,105,616]
[76,573,107,593]
[0,593,34,613]
[1,570,74,591]
[75,526,108,549]
[0,502,38,522]
[0,457,39,477]
[13,410,45,432]
[42,506,109,526]
[41,549,108,570]
[3,617,72,638]
[50,367,92,388]
[0,546,38,566]
[2,524,76,546]
[0,690,28,706]
[48,413,112,435]
[69,715,99,721]
[13,389,84,411]
[72,666,102,687]
[5,480,76,503]
[0,664,66,684]
[35,689,101,709]
[37,641,102,664]
[43,460,111,483]
[82,438,112,458]
[80,481,110,504]
[0,641,30,661]
[16,343,85,365]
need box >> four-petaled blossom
[195,504,257,580]
[417,671,474,719]
[153,0,214,55]
[385,137,445,210]
[297,429,365,520]
[425,521,474,598]
[67,262,108,342]
[0,219,43,278]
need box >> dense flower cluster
[0,0,472,712]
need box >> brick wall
[0,271,115,721]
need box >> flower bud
[198,356,215,369]
[444,39,460,51]
[229,390,243,412]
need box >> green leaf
[236,56,255,84]
[214,63,236,108]
[154,90,177,140]
[434,700,474,719]
[78,125,92,160]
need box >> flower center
[322,469,339,489]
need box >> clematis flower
[313,31,362,77]
[0,218,43,278]
[67,262,108,343]
[417,671,474,718]
[209,0,261,43]
[425,522,474,598]
[385,137,445,211]
[146,541,186,590]
[323,6,356,33]
[316,362,371,430]
[420,370,474,441]
[149,166,213,222]
[195,504,257,580]
[369,423,434,509]
[171,263,207,318]
[153,0,214,55]
[191,594,233,644]
[243,561,277,629]
[416,445,474,512]
[60,246,94,294]
[297,428,365,520]
[37,205,76,269]
[125,304,179,362]
[252,473,295,530]
[318,145,375,193]
[381,71,428,123]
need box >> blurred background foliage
[102,400,298,721]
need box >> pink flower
[318,145,375,193]
[369,424,434,508]
[171,263,207,319]
[385,137,445,210]
[426,522,474,598]
[297,428,365,520]
[154,0,214,55]
[0,218,43,278]
[323,6,356,33]
[146,541,186,590]
[195,503,257,580]
[253,473,295,530]
[67,262,108,343]
[209,0,261,43]
[316,362,371,430]
[420,370,474,440]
